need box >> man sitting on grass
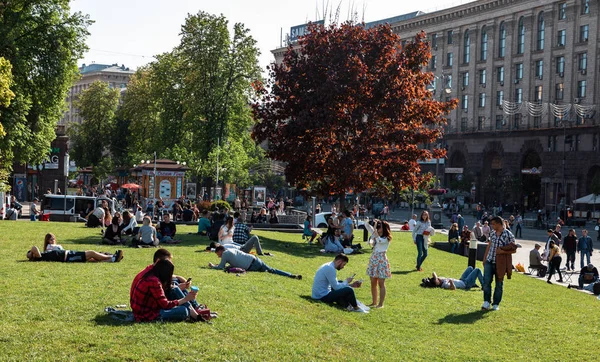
[208,246,301,279]
[157,214,179,244]
[26,246,123,263]
[231,212,273,256]
[311,254,366,313]
[568,264,599,290]
[430,266,483,290]
[197,210,212,235]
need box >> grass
[0,221,599,361]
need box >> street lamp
[558,119,577,223]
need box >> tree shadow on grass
[435,310,489,325]
[93,313,135,326]
[392,270,417,275]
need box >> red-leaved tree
[252,23,456,211]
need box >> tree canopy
[253,23,456,205]
[0,0,91,187]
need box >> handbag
[449,238,458,244]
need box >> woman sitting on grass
[303,215,318,244]
[135,216,158,247]
[43,233,63,251]
[103,216,124,245]
[130,259,199,322]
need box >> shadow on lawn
[435,310,489,325]
[93,313,134,326]
[391,270,417,275]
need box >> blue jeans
[416,235,427,269]
[483,262,503,306]
[580,251,591,269]
[248,257,293,278]
[515,224,522,238]
[450,242,458,254]
[460,266,483,289]
[30,214,37,221]
[320,286,357,309]
[159,305,190,321]
[579,275,598,289]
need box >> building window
[515,63,523,80]
[478,116,485,130]
[578,53,587,71]
[498,22,506,57]
[580,24,589,42]
[535,60,543,78]
[574,135,580,151]
[514,114,521,129]
[496,90,504,106]
[534,85,543,101]
[447,52,453,66]
[537,12,545,50]
[582,0,590,14]
[533,116,541,128]
[447,30,453,44]
[462,72,469,87]
[431,33,438,49]
[555,83,564,100]
[558,3,567,19]
[460,117,467,131]
[479,69,486,85]
[480,27,488,61]
[557,29,566,46]
[462,95,468,110]
[463,30,470,64]
[548,135,556,151]
[496,115,504,129]
[577,80,587,98]
[515,88,523,103]
[593,133,598,151]
[517,17,525,54]
[430,55,437,70]
[497,66,504,83]
[479,93,486,107]
[556,56,565,75]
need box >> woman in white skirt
[366,219,392,308]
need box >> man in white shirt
[408,214,417,231]
[311,254,366,312]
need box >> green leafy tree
[0,0,91,177]
[69,81,120,180]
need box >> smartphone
[350,273,356,279]
[186,277,192,283]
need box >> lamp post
[560,120,575,224]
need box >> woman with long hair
[43,233,63,252]
[218,216,235,245]
[103,215,124,245]
[367,220,392,308]
[547,240,563,284]
[412,211,431,271]
[130,259,198,322]
[448,223,460,254]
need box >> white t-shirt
[220,225,234,244]
[408,219,417,231]
[372,236,390,253]
[441,278,466,289]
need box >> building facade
[273,0,600,213]
[60,63,134,124]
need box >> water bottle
[190,286,199,293]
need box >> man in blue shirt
[311,254,366,313]
[578,229,594,269]
[341,210,355,247]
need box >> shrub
[197,200,211,211]
[211,200,231,211]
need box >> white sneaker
[492,304,500,311]
[481,301,491,310]
[351,307,369,313]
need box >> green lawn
[0,222,598,361]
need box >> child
[43,233,64,251]
[136,216,158,247]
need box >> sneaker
[296,275,302,280]
[351,307,368,313]
[481,301,491,310]
[264,252,274,257]
[547,280,552,284]
[113,250,124,263]
[492,304,500,311]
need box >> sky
[70,0,476,72]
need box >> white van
[41,194,119,222]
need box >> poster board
[253,186,266,206]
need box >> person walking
[482,216,516,311]
[412,211,431,272]
[546,240,564,284]
[562,229,577,271]
[578,229,594,269]
[514,214,523,238]
[366,220,392,308]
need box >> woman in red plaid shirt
[130,259,199,322]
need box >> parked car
[41,194,119,222]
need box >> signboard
[186,183,197,200]
[149,176,155,198]
[289,20,324,42]
[445,167,464,174]
[159,180,171,199]
[253,186,266,206]
[14,176,26,202]
[142,170,185,177]
[418,158,445,165]
[521,167,542,174]
[176,178,182,198]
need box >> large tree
[69,81,120,180]
[0,1,91,185]
[253,23,456,209]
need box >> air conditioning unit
[581,69,587,75]
[461,86,466,91]
[559,72,564,78]
[514,79,520,84]
[482,83,486,88]
[583,37,588,42]
[574,98,581,104]
[500,81,504,86]
[434,45,438,51]
[538,75,543,80]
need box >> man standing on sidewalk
[514,214,523,238]
[482,216,516,311]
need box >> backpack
[593,282,600,296]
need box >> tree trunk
[338,192,346,214]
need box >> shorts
[65,251,87,263]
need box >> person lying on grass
[130,259,201,322]
[312,254,367,313]
[208,245,301,279]
[206,241,273,256]
[26,245,123,263]
[430,266,484,290]
[131,248,205,318]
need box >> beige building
[60,63,134,124]
[272,0,600,216]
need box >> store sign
[142,170,185,177]
[289,20,324,42]
[521,167,542,175]
[445,167,464,174]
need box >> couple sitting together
[133,215,180,248]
